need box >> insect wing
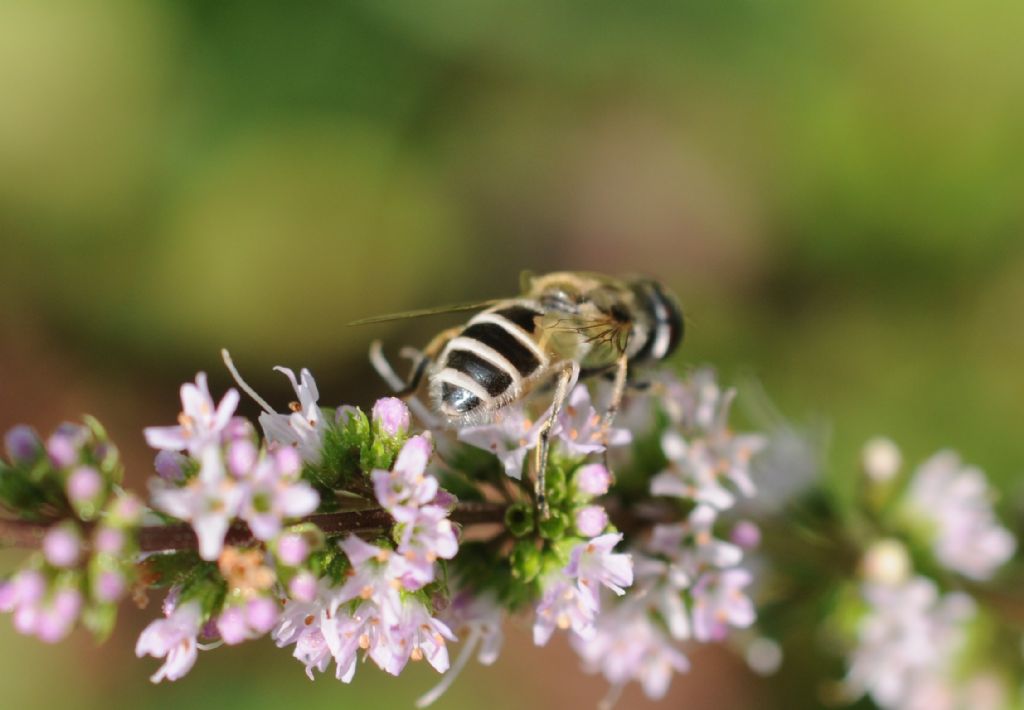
[348,300,501,326]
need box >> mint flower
[904,450,1016,580]
[457,407,547,480]
[533,575,597,646]
[846,577,975,710]
[690,568,756,642]
[216,598,280,645]
[393,597,456,674]
[647,505,743,577]
[535,531,634,646]
[372,397,411,437]
[238,448,319,541]
[4,425,42,465]
[335,536,406,621]
[0,571,82,644]
[396,505,458,587]
[149,447,243,560]
[136,601,203,683]
[144,373,240,457]
[552,385,631,457]
[572,605,690,701]
[258,367,326,464]
[651,431,737,509]
[566,532,634,609]
[371,435,437,522]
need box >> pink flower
[574,505,609,537]
[153,451,187,482]
[651,432,737,509]
[647,505,742,577]
[4,425,42,465]
[396,505,458,587]
[287,571,319,603]
[277,533,310,567]
[566,533,634,609]
[392,597,456,674]
[691,569,756,642]
[418,590,506,707]
[372,397,411,437]
[335,537,405,621]
[238,449,319,541]
[574,463,612,497]
[136,601,203,683]
[571,604,690,701]
[66,465,103,505]
[42,524,81,568]
[46,423,89,468]
[905,451,1016,580]
[149,448,243,561]
[34,588,83,643]
[533,575,597,646]
[144,373,240,456]
[216,598,280,645]
[371,435,437,522]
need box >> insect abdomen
[432,302,547,421]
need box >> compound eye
[609,303,631,323]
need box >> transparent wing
[542,311,632,357]
[348,300,501,326]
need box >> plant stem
[0,501,509,554]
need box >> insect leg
[369,327,460,396]
[533,361,580,519]
[369,340,409,392]
[598,353,630,473]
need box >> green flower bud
[510,540,544,583]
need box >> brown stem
[0,502,509,554]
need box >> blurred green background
[1,1,1023,708]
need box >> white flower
[259,367,326,464]
[904,451,1016,580]
[646,505,743,578]
[651,431,737,509]
[552,385,631,457]
[533,574,597,646]
[457,406,547,480]
[136,601,203,683]
[846,577,975,710]
[571,603,689,701]
[144,373,239,457]
[566,533,634,609]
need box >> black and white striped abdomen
[430,302,548,422]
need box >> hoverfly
[351,271,684,515]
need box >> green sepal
[0,462,48,517]
[308,544,351,584]
[505,503,535,538]
[308,408,371,489]
[538,510,571,541]
[82,415,124,486]
[179,564,227,618]
[139,551,205,589]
